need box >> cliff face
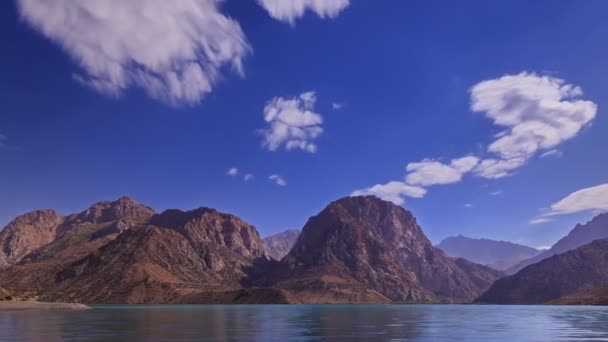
[477,239,608,304]
[507,213,608,274]
[272,196,503,303]
[0,209,64,268]
[437,235,540,270]
[263,229,300,260]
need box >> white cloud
[546,184,608,216]
[332,102,343,110]
[257,0,350,24]
[269,174,287,186]
[244,173,254,181]
[471,72,597,178]
[490,190,504,196]
[405,156,479,186]
[540,149,563,159]
[17,0,250,106]
[464,203,473,208]
[351,181,427,206]
[260,91,323,153]
[529,184,608,224]
[529,217,553,225]
[227,167,239,176]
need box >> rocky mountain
[437,235,541,270]
[263,229,300,260]
[0,209,64,268]
[507,213,608,274]
[476,239,608,304]
[0,195,503,304]
[270,196,503,303]
[0,199,269,304]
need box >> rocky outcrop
[437,235,541,270]
[507,213,608,274]
[477,239,608,304]
[263,229,300,260]
[271,196,503,303]
[0,209,64,268]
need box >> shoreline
[0,301,90,311]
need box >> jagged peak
[73,196,155,224]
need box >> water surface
[1,304,608,341]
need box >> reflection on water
[1,304,608,341]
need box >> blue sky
[1,0,607,248]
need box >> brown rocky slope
[269,196,503,303]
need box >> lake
[1,305,608,341]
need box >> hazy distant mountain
[263,229,300,260]
[271,196,503,303]
[507,213,608,274]
[476,238,608,304]
[437,235,541,270]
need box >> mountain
[0,209,64,268]
[0,195,502,304]
[507,213,608,274]
[270,196,503,303]
[437,235,541,270]
[476,239,608,304]
[0,199,270,304]
[263,229,300,260]
[550,283,608,305]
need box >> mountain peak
[74,196,155,224]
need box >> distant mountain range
[436,235,541,270]
[506,213,608,274]
[0,196,502,304]
[263,229,300,261]
[477,238,608,304]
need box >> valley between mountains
[1,196,607,305]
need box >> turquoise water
[1,305,608,341]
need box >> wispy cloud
[464,203,473,208]
[529,183,608,224]
[471,72,596,178]
[540,149,564,159]
[269,174,287,186]
[244,173,254,181]
[257,0,350,25]
[260,91,323,153]
[332,102,343,110]
[0,133,7,148]
[490,190,504,196]
[227,167,239,176]
[17,0,250,106]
